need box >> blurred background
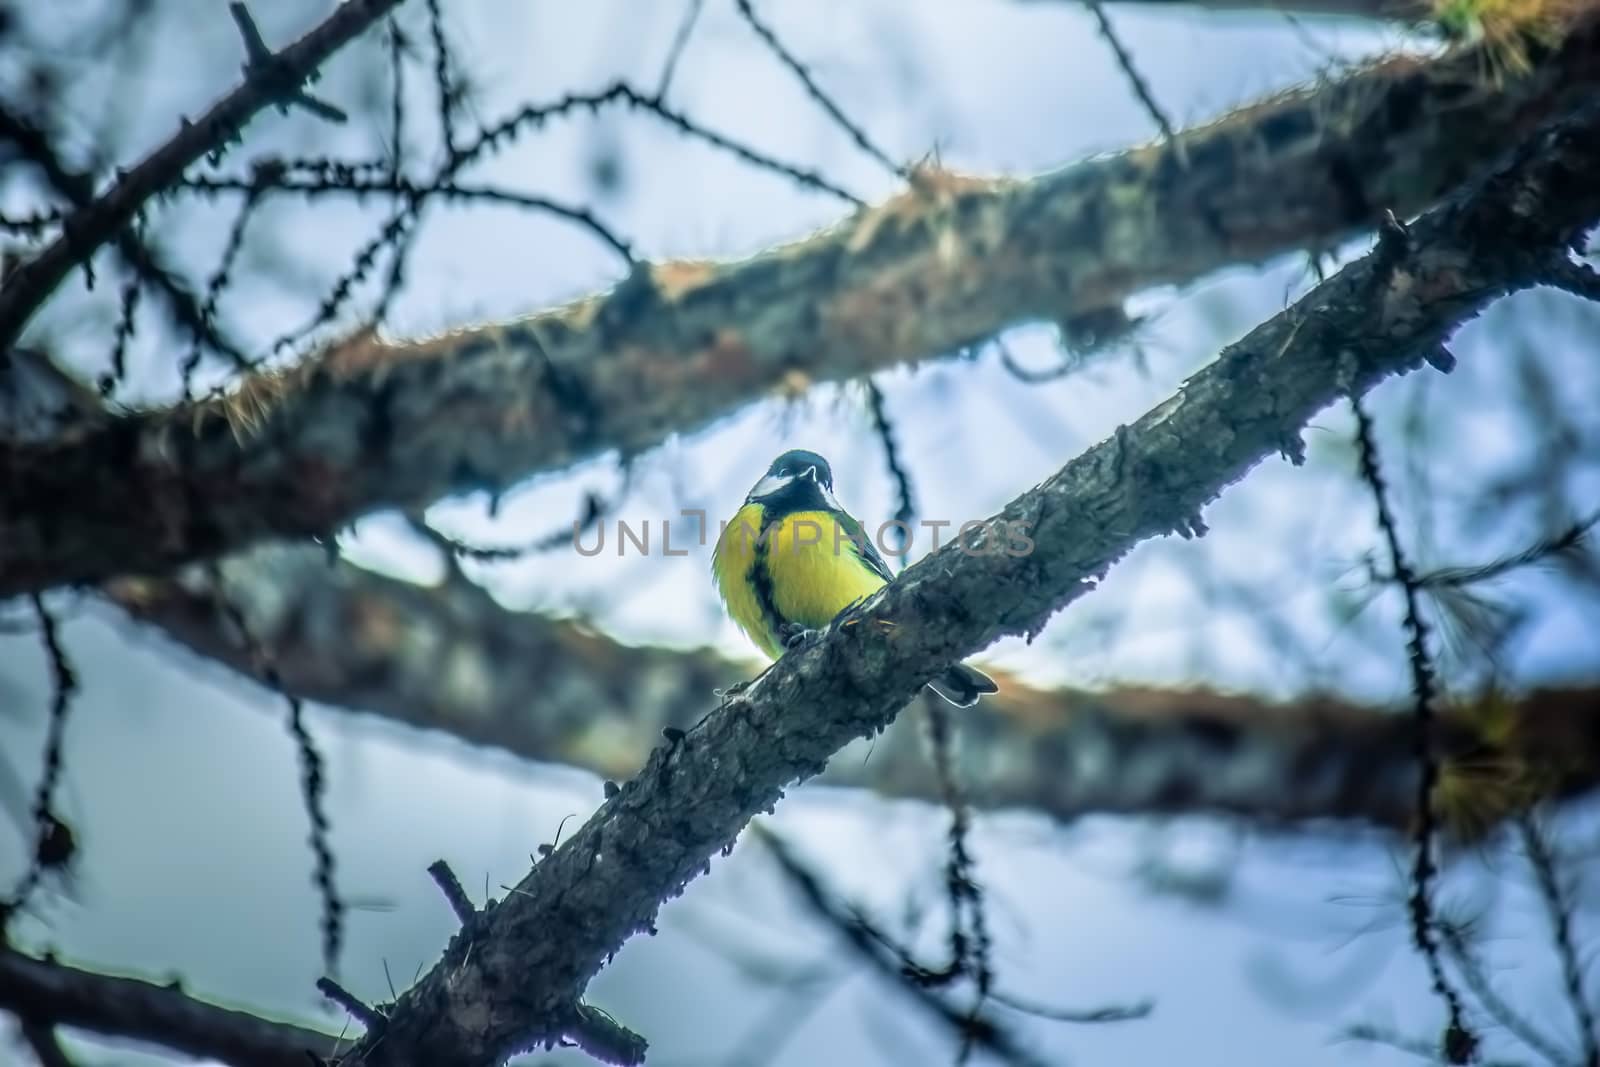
[2,1,1598,1064]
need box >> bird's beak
[802,465,818,482]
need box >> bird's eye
[776,468,789,477]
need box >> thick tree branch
[6,12,1600,595]
[107,544,1600,830]
[0,947,338,1067]
[0,0,404,354]
[319,99,1600,1067]
[1044,0,1432,18]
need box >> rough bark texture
[317,100,1600,1067]
[0,0,404,351]
[6,12,1600,596]
[0,947,337,1067]
[109,544,1600,831]
[1076,0,1428,17]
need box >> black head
[767,449,832,489]
[745,449,839,510]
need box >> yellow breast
[713,503,887,660]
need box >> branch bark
[0,947,338,1067]
[0,0,404,352]
[320,98,1600,1067]
[107,543,1600,831]
[6,11,1600,596]
[1044,0,1432,18]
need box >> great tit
[712,448,998,706]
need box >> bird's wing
[833,510,897,584]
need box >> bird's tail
[925,662,999,707]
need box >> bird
[712,448,998,706]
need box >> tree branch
[6,11,1600,595]
[106,542,1600,831]
[1036,0,1432,18]
[0,947,339,1067]
[321,98,1600,1066]
[0,0,404,353]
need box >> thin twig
[3,595,79,922]
[424,0,459,161]
[387,18,408,183]
[657,0,705,100]
[924,700,993,1064]
[0,105,251,370]
[182,182,265,395]
[181,173,637,265]
[734,0,904,178]
[756,826,1049,1067]
[1442,921,1571,1067]
[1417,511,1600,588]
[865,381,915,563]
[426,859,476,925]
[205,565,344,977]
[1518,816,1598,1067]
[1352,396,1477,1064]
[1085,2,1184,163]
[316,976,386,1030]
[0,0,400,350]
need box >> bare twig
[0,105,249,369]
[1417,511,1600,589]
[423,0,459,160]
[1442,921,1571,1067]
[2,595,79,924]
[656,0,706,99]
[0,0,401,351]
[1519,816,1598,1067]
[426,859,476,925]
[864,381,916,563]
[204,565,344,977]
[920,701,994,1064]
[386,18,409,182]
[317,976,387,1031]
[733,0,904,177]
[182,181,266,394]
[1352,395,1476,1063]
[757,827,1049,1067]
[1086,2,1184,163]
[988,989,1152,1025]
[183,173,637,266]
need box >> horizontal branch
[320,98,1600,1067]
[0,947,338,1067]
[6,11,1600,595]
[0,0,404,352]
[1054,0,1431,18]
[108,543,1600,830]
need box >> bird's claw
[780,625,821,650]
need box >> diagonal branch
[324,98,1600,1067]
[106,542,1600,831]
[0,946,339,1067]
[5,11,1600,596]
[0,0,404,353]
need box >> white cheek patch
[750,473,795,500]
